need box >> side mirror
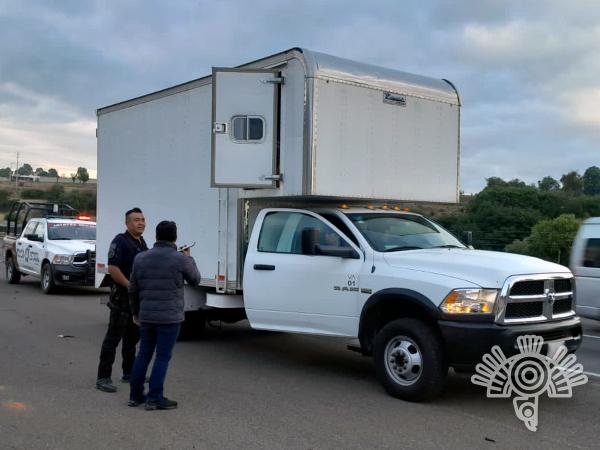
[25,233,37,241]
[463,231,473,248]
[315,244,361,259]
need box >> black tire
[6,257,21,284]
[373,318,448,402]
[178,310,206,341]
[41,263,57,294]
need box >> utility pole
[15,152,19,187]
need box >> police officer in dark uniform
[96,207,148,392]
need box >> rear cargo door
[211,68,280,188]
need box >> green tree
[538,176,560,192]
[505,238,530,256]
[34,167,49,177]
[506,178,527,187]
[561,171,583,196]
[76,167,89,183]
[46,184,65,201]
[0,189,11,209]
[583,166,600,196]
[70,173,77,183]
[486,177,507,188]
[0,167,12,178]
[527,214,580,265]
[17,163,33,175]
[47,168,59,180]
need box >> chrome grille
[505,302,544,319]
[496,275,575,324]
[73,251,96,266]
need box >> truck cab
[4,202,96,294]
[243,206,582,400]
[570,217,600,319]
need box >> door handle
[17,242,22,246]
[28,245,32,248]
[254,264,275,271]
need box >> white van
[570,217,600,320]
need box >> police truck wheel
[373,318,447,402]
[41,263,57,294]
[6,258,21,284]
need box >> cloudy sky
[0,0,598,192]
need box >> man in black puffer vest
[128,220,201,410]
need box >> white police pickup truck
[4,202,96,294]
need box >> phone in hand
[178,241,196,253]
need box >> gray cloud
[0,0,598,192]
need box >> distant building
[10,174,40,182]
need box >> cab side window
[258,212,350,255]
[583,238,600,268]
[22,221,37,239]
[34,222,45,242]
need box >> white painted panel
[212,70,277,187]
[239,57,307,198]
[312,79,459,202]
[96,85,239,288]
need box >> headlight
[52,254,74,265]
[440,289,498,314]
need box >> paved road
[1,271,599,449]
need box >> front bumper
[438,316,582,370]
[53,264,95,286]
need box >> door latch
[261,174,283,181]
[213,122,227,134]
[261,77,285,85]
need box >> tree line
[438,166,600,266]
[0,184,96,214]
[0,164,90,183]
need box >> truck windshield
[48,223,96,241]
[346,213,465,252]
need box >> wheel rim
[384,335,423,386]
[42,268,50,289]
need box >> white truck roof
[97,48,459,115]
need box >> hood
[383,248,570,289]
[49,240,96,255]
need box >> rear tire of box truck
[373,318,448,401]
[6,257,21,284]
[178,310,206,341]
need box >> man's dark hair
[125,207,143,220]
[156,221,177,242]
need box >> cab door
[17,220,39,274]
[29,220,46,274]
[211,68,280,188]
[243,209,364,336]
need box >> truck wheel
[41,263,57,294]
[6,258,21,284]
[373,318,447,402]
[178,311,206,341]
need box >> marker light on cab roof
[77,215,92,221]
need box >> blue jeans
[130,322,181,401]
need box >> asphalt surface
[1,266,599,449]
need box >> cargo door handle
[254,264,275,271]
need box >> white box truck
[95,48,581,401]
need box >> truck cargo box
[95,48,460,292]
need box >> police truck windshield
[48,223,96,241]
[346,213,465,252]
